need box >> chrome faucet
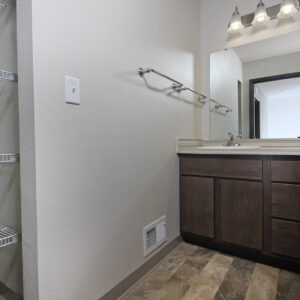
[224,133,235,146]
[224,133,242,146]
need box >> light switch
[65,75,80,105]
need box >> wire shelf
[0,0,9,8]
[0,224,20,248]
[0,154,20,163]
[0,70,18,82]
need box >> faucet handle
[227,132,234,140]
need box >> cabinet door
[272,219,300,259]
[180,176,214,238]
[221,179,263,250]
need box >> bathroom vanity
[178,140,300,272]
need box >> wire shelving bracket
[0,224,21,248]
[0,153,20,163]
[0,0,9,8]
[0,70,18,82]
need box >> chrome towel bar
[138,67,232,113]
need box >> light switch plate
[65,75,80,105]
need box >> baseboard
[99,236,182,300]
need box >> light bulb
[278,0,298,19]
[228,6,244,33]
[252,0,270,26]
[232,22,240,30]
[283,5,293,14]
[257,15,266,22]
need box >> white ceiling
[235,31,300,62]
[256,77,300,100]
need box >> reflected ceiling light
[278,0,299,19]
[252,0,270,26]
[228,6,244,33]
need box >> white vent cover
[143,216,166,257]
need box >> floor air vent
[143,216,166,257]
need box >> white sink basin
[196,145,261,150]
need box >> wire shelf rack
[0,154,19,163]
[0,224,20,248]
[0,70,18,82]
[0,0,9,8]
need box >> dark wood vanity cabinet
[220,179,263,250]
[179,155,300,272]
[180,176,214,238]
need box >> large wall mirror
[210,31,300,140]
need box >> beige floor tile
[276,270,300,300]
[122,242,196,299]
[121,264,173,300]
[181,253,233,300]
[152,247,214,300]
[122,243,298,300]
[214,257,256,300]
[245,263,280,300]
[159,242,198,274]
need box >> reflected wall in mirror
[210,30,300,140]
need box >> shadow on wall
[0,281,22,300]
[0,85,17,127]
[0,165,19,211]
[209,105,228,117]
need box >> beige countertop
[176,139,300,156]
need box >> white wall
[199,0,300,139]
[17,0,201,299]
[210,49,243,139]
[263,96,300,138]
[0,0,22,295]
[243,51,300,137]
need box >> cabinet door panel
[271,160,300,183]
[272,183,300,222]
[221,179,263,250]
[180,176,214,238]
[180,157,262,180]
[272,219,300,258]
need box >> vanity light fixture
[252,0,270,26]
[228,0,300,34]
[228,6,244,33]
[278,0,299,18]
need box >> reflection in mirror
[210,30,300,140]
[250,74,300,139]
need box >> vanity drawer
[272,183,300,222]
[180,157,262,180]
[271,161,300,183]
[272,219,300,259]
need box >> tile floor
[121,242,300,300]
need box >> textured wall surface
[18,0,201,299]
